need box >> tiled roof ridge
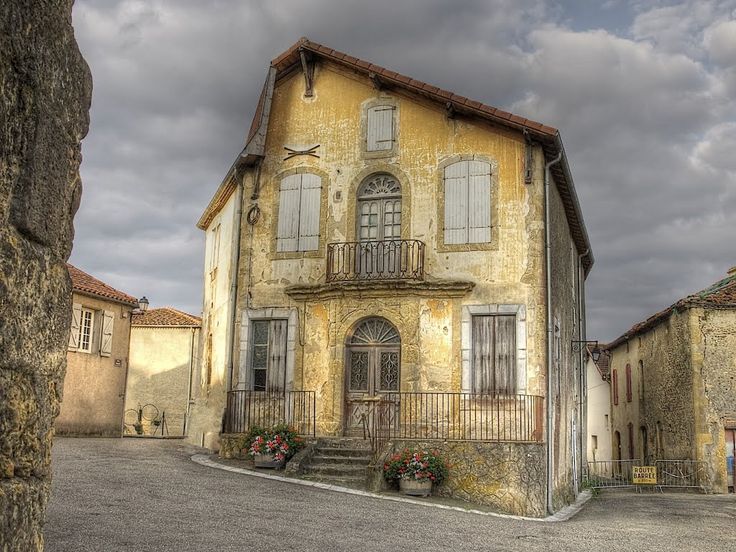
[132,306,201,326]
[67,264,138,306]
[607,271,736,350]
[267,37,559,138]
[691,273,736,301]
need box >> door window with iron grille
[250,319,288,392]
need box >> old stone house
[126,307,201,436]
[189,38,594,516]
[57,264,138,437]
[607,267,736,492]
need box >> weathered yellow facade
[608,268,736,492]
[191,39,593,515]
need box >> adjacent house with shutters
[57,264,138,437]
[607,267,736,493]
[189,38,594,516]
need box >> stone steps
[298,438,373,490]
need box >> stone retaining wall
[385,440,546,517]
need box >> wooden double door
[344,318,400,436]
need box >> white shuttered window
[366,106,395,151]
[444,160,491,244]
[277,173,321,252]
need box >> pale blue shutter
[468,160,491,243]
[298,173,321,251]
[444,161,469,244]
[277,174,301,252]
[367,106,394,151]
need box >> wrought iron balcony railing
[326,239,425,282]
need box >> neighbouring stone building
[57,264,138,437]
[127,307,201,436]
[586,347,611,463]
[0,2,92,548]
[189,38,594,516]
[607,267,736,492]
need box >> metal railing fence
[382,392,544,443]
[584,459,710,491]
[224,390,316,436]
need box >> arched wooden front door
[344,317,400,435]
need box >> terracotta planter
[399,478,433,497]
[253,453,286,469]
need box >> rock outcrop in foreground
[0,1,91,549]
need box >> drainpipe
[545,149,563,515]
[183,326,196,436]
[225,171,245,392]
[577,248,590,494]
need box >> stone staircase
[298,438,373,489]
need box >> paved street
[46,438,736,551]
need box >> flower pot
[253,453,286,469]
[400,478,433,497]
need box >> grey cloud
[69,0,736,341]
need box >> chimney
[728,266,736,277]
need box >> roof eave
[72,289,138,308]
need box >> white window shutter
[444,161,469,244]
[367,106,394,151]
[100,310,114,357]
[298,173,321,251]
[277,174,301,252]
[69,303,82,350]
[467,160,492,243]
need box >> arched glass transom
[358,174,401,198]
[348,317,400,345]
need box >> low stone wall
[219,434,248,459]
[385,440,546,517]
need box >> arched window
[357,174,401,241]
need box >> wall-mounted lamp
[137,296,149,313]
[571,340,601,362]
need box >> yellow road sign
[633,466,657,484]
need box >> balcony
[326,239,425,282]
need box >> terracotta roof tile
[67,264,138,306]
[132,307,201,327]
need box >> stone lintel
[284,279,475,301]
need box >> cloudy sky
[70,0,736,342]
